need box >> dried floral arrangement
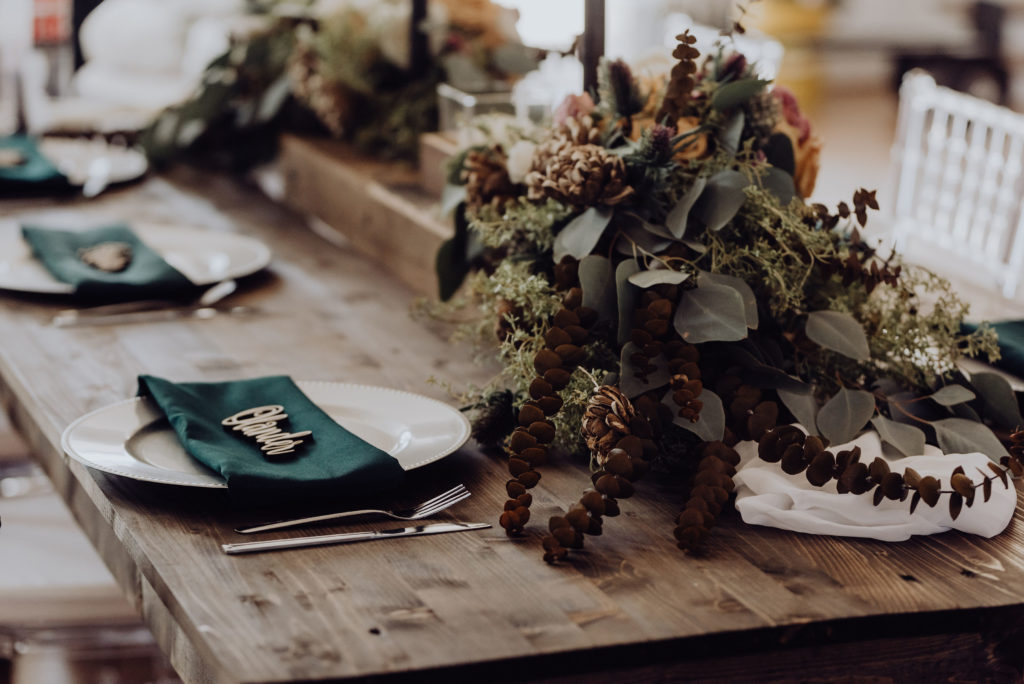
[291,0,540,159]
[432,32,1024,563]
[142,0,540,165]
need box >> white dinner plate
[61,382,472,488]
[38,137,148,187]
[0,221,272,294]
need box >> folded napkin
[137,375,405,503]
[21,223,197,302]
[0,135,71,195]
[733,429,1016,541]
[964,320,1024,379]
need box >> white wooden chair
[890,71,1024,307]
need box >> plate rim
[0,222,272,295]
[38,136,148,187]
[60,381,472,488]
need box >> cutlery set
[51,279,257,327]
[225,484,483,554]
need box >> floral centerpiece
[141,0,539,165]
[433,32,1024,563]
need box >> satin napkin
[137,375,405,503]
[733,428,1016,541]
[21,223,197,302]
[0,135,71,195]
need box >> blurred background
[5,0,1024,208]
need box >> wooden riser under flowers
[276,133,457,296]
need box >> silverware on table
[51,279,247,327]
[221,521,490,555]
[235,484,470,534]
[81,156,111,198]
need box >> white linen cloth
[733,429,1017,541]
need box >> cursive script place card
[222,405,312,458]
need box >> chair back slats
[892,72,1024,299]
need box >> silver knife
[221,521,490,555]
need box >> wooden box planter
[276,133,455,296]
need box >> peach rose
[673,116,708,162]
[553,93,595,126]
[771,86,821,198]
[774,117,822,198]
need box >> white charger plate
[0,221,272,294]
[61,382,472,488]
[38,137,148,187]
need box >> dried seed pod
[541,430,652,564]
[658,31,700,123]
[917,476,941,507]
[674,441,739,553]
[758,425,804,463]
[503,282,595,537]
[805,451,835,487]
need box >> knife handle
[223,530,374,554]
[221,522,490,555]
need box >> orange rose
[637,73,667,120]
[775,118,822,199]
[436,0,510,49]
[673,116,708,161]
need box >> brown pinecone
[462,147,517,211]
[582,385,637,465]
[559,115,604,146]
[525,142,634,208]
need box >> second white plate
[61,382,472,488]
[0,221,272,294]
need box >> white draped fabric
[733,429,1017,542]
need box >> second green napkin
[137,375,406,503]
[0,135,70,196]
[21,223,197,302]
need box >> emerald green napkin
[21,223,197,302]
[137,375,405,503]
[0,135,70,195]
[964,320,1024,378]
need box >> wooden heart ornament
[78,242,133,272]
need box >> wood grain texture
[418,132,459,198]
[276,135,452,297]
[1,170,1024,683]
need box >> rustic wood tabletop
[2,169,1023,684]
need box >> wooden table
[3,170,1024,684]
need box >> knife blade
[221,521,491,555]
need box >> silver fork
[234,484,470,534]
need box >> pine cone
[582,385,637,464]
[525,142,634,208]
[463,147,517,211]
